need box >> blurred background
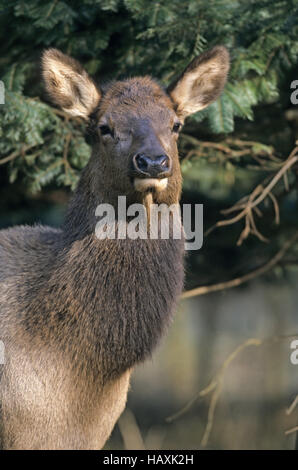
[0,0,298,449]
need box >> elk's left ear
[42,48,101,119]
[167,46,230,120]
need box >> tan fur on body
[0,46,229,449]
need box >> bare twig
[285,395,298,447]
[118,409,146,450]
[0,143,37,165]
[167,334,298,448]
[181,134,278,165]
[285,426,298,435]
[181,230,298,299]
[204,146,298,241]
[286,395,298,416]
[283,171,290,192]
[267,191,280,225]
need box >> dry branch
[118,409,146,450]
[181,230,298,300]
[0,143,37,165]
[204,145,298,243]
[167,334,298,448]
[181,134,278,163]
[285,426,298,436]
[286,395,298,416]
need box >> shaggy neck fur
[20,150,185,383]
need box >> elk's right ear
[42,49,101,119]
[167,46,230,120]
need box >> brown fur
[0,46,229,449]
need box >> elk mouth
[134,177,168,192]
[131,153,171,192]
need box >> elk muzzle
[132,153,171,192]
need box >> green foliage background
[1,2,298,450]
[0,0,298,287]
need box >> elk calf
[0,46,229,449]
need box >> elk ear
[167,46,230,120]
[42,48,101,119]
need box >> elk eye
[99,125,112,136]
[172,122,181,133]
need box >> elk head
[42,47,229,206]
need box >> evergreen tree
[0,0,298,286]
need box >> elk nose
[134,154,170,177]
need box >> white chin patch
[134,177,168,192]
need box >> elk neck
[21,150,185,382]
